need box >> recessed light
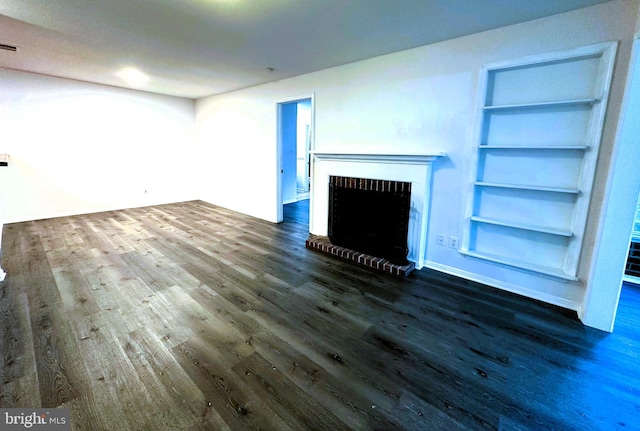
[116,67,150,87]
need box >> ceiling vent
[0,43,18,52]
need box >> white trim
[483,41,619,71]
[0,198,196,225]
[424,260,581,311]
[309,151,445,269]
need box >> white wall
[0,222,4,281]
[195,0,639,316]
[582,37,640,331]
[0,70,197,223]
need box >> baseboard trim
[423,260,581,311]
[1,197,199,224]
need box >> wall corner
[0,222,5,282]
[580,37,640,334]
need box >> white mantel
[309,151,445,269]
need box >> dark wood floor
[1,200,639,430]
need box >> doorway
[276,94,314,224]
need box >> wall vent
[0,43,18,52]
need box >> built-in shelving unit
[461,42,617,280]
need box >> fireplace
[329,176,411,264]
[306,151,445,274]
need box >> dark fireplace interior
[328,176,411,265]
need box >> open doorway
[276,95,314,225]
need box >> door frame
[275,93,315,223]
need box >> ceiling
[0,0,611,99]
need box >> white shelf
[479,145,589,150]
[461,250,578,281]
[470,216,573,237]
[474,181,580,194]
[483,98,599,111]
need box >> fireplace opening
[328,176,411,265]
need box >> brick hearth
[305,235,415,277]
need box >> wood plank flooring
[1,200,639,430]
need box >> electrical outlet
[437,234,445,246]
[449,236,459,249]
